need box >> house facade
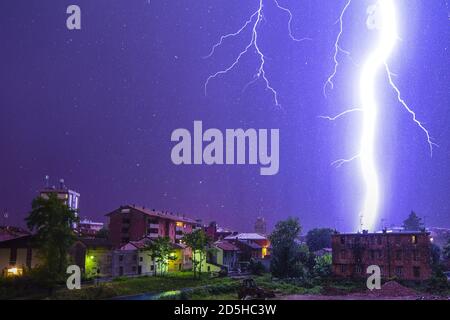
[106,205,198,248]
[331,231,432,281]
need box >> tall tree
[26,193,78,279]
[183,229,211,278]
[144,236,174,276]
[269,217,304,278]
[305,228,334,252]
[402,211,424,231]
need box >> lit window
[411,235,417,244]
[7,267,22,277]
[176,222,183,227]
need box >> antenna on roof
[44,175,50,188]
[59,178,65,189]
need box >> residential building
[119,236,192,275]
[106,205,197,248]
[111,249,139,277]
[331,231,432,281]
[224,233,270,259]
[70,238,112,278]
[212,241,240,271]
[205,222,235,241]
[40,178,80,228]
[0,235,40,276]
[40,179,80,213]
[76,218,104,237]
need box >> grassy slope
[53,272,238,300]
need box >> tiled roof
[215,241,240,251]
[224,233,267,241]
[78,237,112,248]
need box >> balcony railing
[148,233,159,238]
[148,223,159,229]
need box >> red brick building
[106,205,199,248]
[332,231,432,281]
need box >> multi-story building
[40,178,80,228]
[331,231,432,281]
[106,205,198,248]
[224,233,271,259]
[77,218,104,237]
[40,179,80,212]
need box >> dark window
[150,265,154,271]
[395,266,403,277]
[139,257,143,262]
[121,237,129,243]
[340,236,345,245]
[370,250,375,259]
[122,218,131,224]
[133,255,137,261]
[413,250,419,261]
[355,265,362,274]
[377,237,382,245]
[119,255,124,262]
[396,250,402,260]
[413,267,420,278]
[395,236,401,244]
[377,250,382,258]
[340,264,346,273]
[122,227,129,233]
[119,266,123,276]
[340,250,346,259]
[132,266,137,272]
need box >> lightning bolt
[321,0,436,231]
[323,0,352,97]
[204,0,310,107]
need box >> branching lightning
[321,0,436,231]
[384,63,437,156]
[323,0,352,97]
[204,0,310,106]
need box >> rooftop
[215,241,240,251]
[106,205,198,224]
[224,233,267,241]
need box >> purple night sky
[0,1,449,233]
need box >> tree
[306,228,334,252]
[443,240,450,260]
[144,236,174,276]
[430,243,441,268]
[402,211,424,231]
[183,229,211,278]
[313,253,332,278]
[269,217,304,278]
[26,193,78,282]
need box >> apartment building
[106,205,198,248]
[331,231,432,281]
